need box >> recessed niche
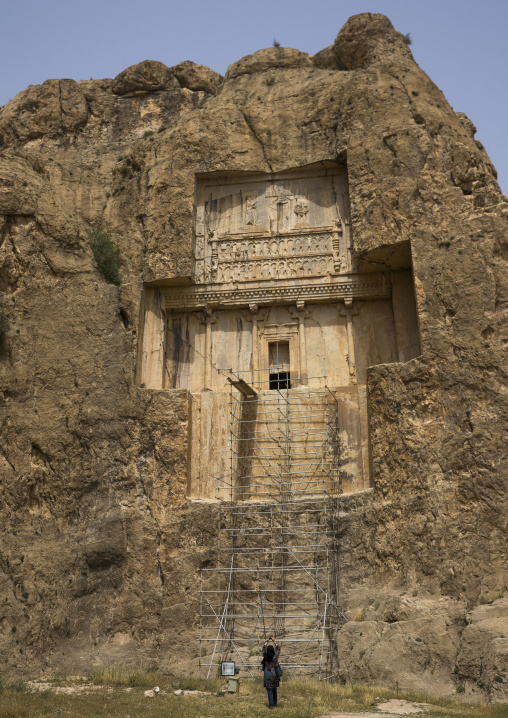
[136,163,421,500]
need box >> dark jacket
[262,644,281,688]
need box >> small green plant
[266,75,275,87]
[120,164,130,177]
[0,307,9,345]
[143,129,154,139]
[456,682,465,693]
[9,678,29,693]
[359,649,366,658]
[438,240,451,248]
[403,32,412,45]
[88,227,121,285]
[354,608,365,622]
[412,90,419,96]
[494,675,504,683]
[273,39,281,47]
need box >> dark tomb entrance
[269,341,291,390]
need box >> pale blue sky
[1,0,507,192]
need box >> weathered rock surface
[0,13,506,700]
[0,79,88,144]
[333,12,414,69]
[171,60,223,94]
[112,60,178,95]
[224,47,313,79]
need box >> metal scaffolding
[199,368,343,680]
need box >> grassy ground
[0,669,507,718]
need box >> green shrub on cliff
[89,226,121,285]
[0,307,9,345]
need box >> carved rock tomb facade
[138,161,421,498]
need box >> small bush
[0,308,9,344]
[88,227,121,285]
[119,165,130,177]
[273,39,281,48]
[90,663,157,687]
[403,32,412,45]
[354,608,365,622]
[266,76,275,87]
[456,682,465,693]
[143,130,154,139]
[9,678,29,693]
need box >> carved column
[339,299,359,384]
[249,304,269,389]
[290,300,311,386]
[202,307,217,390]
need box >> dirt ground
[325,698,437,717]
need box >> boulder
[333,12,414,70]
[112,60,178,95]
[0,79,87,144]
[171,61,223,94]
[225,47,312,80]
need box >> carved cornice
[163,273,390,311]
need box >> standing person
[261,636,282,709]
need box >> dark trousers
[267,686,278,707]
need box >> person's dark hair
[261,643,275,669]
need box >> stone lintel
[162,272,390,311]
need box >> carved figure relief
[194,167,351,284]
[294,199,309,219]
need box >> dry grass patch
[0,672,507,718]
[89,663,159,687]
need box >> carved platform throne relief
[193,164,352,285]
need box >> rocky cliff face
[0,13,506,699]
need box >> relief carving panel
[194,164,352,284]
